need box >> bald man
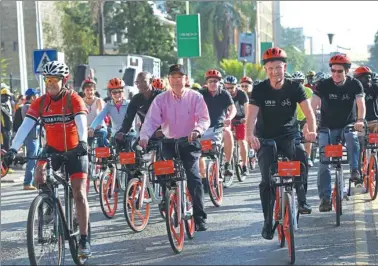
[117,72,163,136]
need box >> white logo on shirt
[366,94,373,101]
[281,98,291,106]
[341,94,350,100]
[329,94,338,100]
[265,100,276,107]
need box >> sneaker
[350,169,361,183]
[261,222,273,240]
[224,162,233,176]
[24,185,37,191]
[307,158,313,167]
[78,238,92,257]
[195,221,208,232]
[319,198,332,212]
[298,202,312,214]
[242,165,248,175]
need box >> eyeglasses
[331,69,344,74]
[111,90,124,95]
[240,85,249,88]
[207,79,219,84]
[44,76,62,84]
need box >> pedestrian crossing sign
[33,49,57,74]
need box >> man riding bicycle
[246,47,317,240]
[311,54,366,212]
[139,64,210,231]
[3,61,91,256]
[224,75,249,175]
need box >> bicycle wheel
[99,170,118,219]
[27,194,65,266]
[249,154,257,171]
[223,148,235,188]
[184,185,195,240]
[165,189,185,253]
[207,160,223,207]
[235,143,246,182]
[283,193,295,264]
[1,149,9,178]
[333,169,342,227]
[123,178,151,232]
[274,187,285,248]
[368,154,378,200]
[362,149,369,194]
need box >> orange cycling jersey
[26,90,88,152]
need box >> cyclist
[224,75,249,175]
[240,76,253,97]
[305,70,316,91]
[82,79,107,147]
[116,71,163,143]
[139,64,210,231]
[191,83,202,92]
[354,66,378,165]
[88,78,132,141]
[199,70,236,179]
[292,71,314,167]
[246,47,316,240]
[3,61,91,256]
[311,54,365,212]
[372,72,378,85]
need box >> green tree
[0,54,9,80]
[281,27,305,51]
[220,59,266,80]
[107,2,176,76]
[369,30,378,71]
[58,1,99,70]
[283,45,306,72]
[191,43,219,84]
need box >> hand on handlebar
[224,118,231,127]
[354,121,364,132]
[240,118,246,124]
[188,131,200,142]
[304,131,317,142]
[88,128,94,137]
[247,134,260,150]
[139,138,149,149]
[3,149,17,166]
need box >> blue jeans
[94,128,109,147]
[317,129,360,200]
[24,137,40,186]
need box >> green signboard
[176,14,201,58]
[260,42,273,64]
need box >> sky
[279,1,378,60]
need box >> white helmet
[313,72,328,84]
[43,61,70,78]
[292,71,305,81]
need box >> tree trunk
[98,1,105,55]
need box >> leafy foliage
[220,59,266,80]
[369,30,378,71]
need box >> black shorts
[40,146,88,179]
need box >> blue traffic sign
[33,49,57,74]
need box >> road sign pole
[185,1,192,81]
[35,1,45,94]
[16,1,28,94]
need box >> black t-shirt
[314,76,364,129]
[120,89,162,133]
[364,84,378,121]
[232,89,249,120]
[249,79,307,139]
[199,88,234,127]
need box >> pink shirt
[140,89,210,140]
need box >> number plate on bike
[278,161,300,176]
[368,133,378,144]
[324,145,343,157]
[95,147,111,158]
[154,160,175,176]
[200,140,213,152]
[119,152,135,164]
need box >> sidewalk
[1,167,24,183]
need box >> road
[1,162,378,265]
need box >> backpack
[12,107,23,132]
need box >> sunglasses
[331,69,344,74]
[111,90,124,95]
[207,79,219,84]
[44,76,62,84]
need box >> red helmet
[81,78,96,90]
[354,66,372,77]
[107,78,125,90]
[329,54,351,68]
[240,76,253,84]
[152,78,164,90]
[262,47,287,64]
[205,69,222,80]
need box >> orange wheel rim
[185,187,195,236]
[103,174,117,216]
[209,163,222,203]
[127,181,150,229]
[332,187,336,211]
[169,193,184,249]
[277,224,283,242]
[283,204,292,258]
[369,160,376,199]
[274,188,280,221]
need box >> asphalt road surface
[2,161,378,265]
